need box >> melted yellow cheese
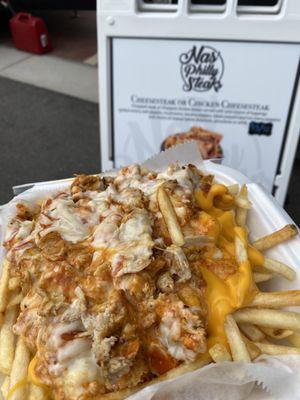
[6,356,50,399]
[28,355,50,390]
[195,184,229,211]
[6,356,50,400]
[195,185,263,350]
[6,379,28,399]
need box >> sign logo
[179,45,224,92]
[248,122,273,136]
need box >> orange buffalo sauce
[195,185,264,351]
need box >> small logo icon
[179,45,224,92]
[248,122,273,136]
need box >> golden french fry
[240,334,261,360]
[254,341,300,355]
[9,337,30,400]
[235,185,251,227]
[29,383,47,400]
[238,323,265,342]
[234,308,300,331]
[7,291,23,309]
[236,208,247,228]
[1,376,10,398]
[252,265,271,274]
[260,338,272,344]
[252,224,298,251]
[157,186,185,246]
[0,260,10,313]
[259,326,293,340]
[227,184,239,196]
[288,333,300,347]
[8,277,21,291]
[224,315,251,362]
[208,343,232,363]
[183,235,214,247]
[253,272,273,283]
[235,235,247,264]
[263,258,296,281]
[235,185,252,209]
[0,305,18,374]
[250,290,300,308]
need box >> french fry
[224,315,251,362]
[263,258,296,281]
[240,334,261,360]
[235,235,247,264]
[0,305,18,374]
[288,333,300,347]
[227,184,239,196]
[1,376,10,399]
[260,338,273,344]
[157,186,185,246]
[236,208,247,228]
[234,308,300,331]
[253,272,273,283]
[29,383,47,400]
[238,323,265,342]
[252,265,271,274]
[250,290,300,308]
[235,185,251,227]
[254,341,300,355]
[235,185,252,210]
[208,343,232,363]
[9,337,30,400]
[252,224,298,251]
[259,326,293,340]
[0,260,10,313]
[8,277,21,291]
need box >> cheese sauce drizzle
[195,184,264,350]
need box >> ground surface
[0,76,100,204]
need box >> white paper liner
[1,141,300,400]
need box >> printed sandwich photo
[161,126,223,160]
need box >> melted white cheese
[63,352,100,386]
[48,319,102,399]
[111,210,154,276]
[16,220,34,240]
[35,198,90,243]
[92,208,123,249]
[50,320,81,346]
[157,166,194,191]
[160,314,196,362]
[86,190,109,224]
[118,210,152,242]
[57,338,91,363]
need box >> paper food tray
[1,142,300,400]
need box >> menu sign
[112,38,300,191]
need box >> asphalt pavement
[0,76,100,204]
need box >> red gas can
[10,13,52,55]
